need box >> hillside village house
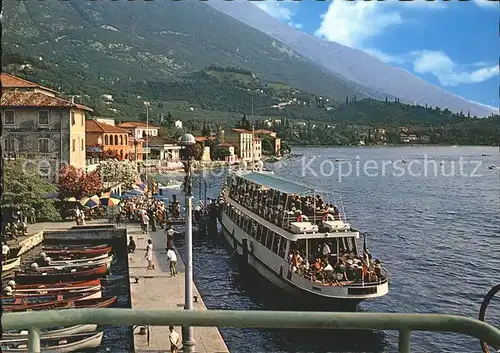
[255,129,281,156]
[146,135,181,163]
[85,119,132,161]
[1,73,92,178]
[117,121,159,161]
[229,128,262,161]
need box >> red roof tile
[1,73,57,93]
[254,129,276,135]
[117,121,159,129]
[1,91,93,112]
[86,120,129,133]
[195,136,216,142]
[232,128,252,134]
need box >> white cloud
[363,48,405,65]
[314,1,402,48]
[254,2,294,22]
[411,50,499,86]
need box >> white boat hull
[220,212,389,308]
[1,331,103,353]
[2,257,21,273]
[3,325,98,339]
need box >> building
[85,119,131,160]
[400,133,410,144]
[93,117,116,126]
[117,121,159,160]
[1,73,93,177]
[147,136,181,162]
[419,135,431,144]
[216,143,238,164]
[255,129,281,156]
[175,120,183,130]
[116,121,159,139]
[230,129,262,161]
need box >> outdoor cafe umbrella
[126,189,144,196]
[100,195,121,207]
[64,197,78,202]
[120,194,134,200]
[152,194,168,202]
[80,195,100,208]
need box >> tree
[261,137,275,155]
[211,145,230,161]
[87,143,120,160]
[236,114,251,130]
[58,165,103,199]
[97,160,139,190]
[2,159,60,221]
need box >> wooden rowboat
[12,279,100,290]
[2,324,98,340]
[9,284,102,297]
[43,245,112,256]
[2,257,21,273]
[30,256,112,272]
[1,331,104,352]
[43,243,109,250]
[4,296,117,312]
[14,265,108,284]
[46,253,109,264]
[2,289,102,304]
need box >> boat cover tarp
[237,172,315,196]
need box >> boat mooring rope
[479,283,500,353]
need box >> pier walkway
[128,224,229,353]
[9,219,229,353]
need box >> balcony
[2,309,500,353]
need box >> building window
[80,139,84,151]
[81,114,84,126]
[115,135,119,145]
[38,110,50,125]
[105,135,109,145]
[72,139,76,152]
[38,138,50,153]
[71,111,76,125]
[4,110,15,125]
[4,137,16,152]
[120,135,123,145]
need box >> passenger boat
[1,331,104,352]
[43,245,112,256]
[29,256,112,272]
[14,265,108,284]
[4,296,117,312]
[2,257,21,273]
[7,284,102,297]
[43,244,109,250]
[2,324,98,340]
[218,163,389,308]
[1,288,102,304]
[9,279,100,291]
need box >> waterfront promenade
[7,220,230,353]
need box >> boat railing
[3,308,500,353]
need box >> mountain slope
[2,0,364,102]
[207,1,497,117]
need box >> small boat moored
[1,331,104,353]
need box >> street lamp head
[178,133,196,146]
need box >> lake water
[172,146,500,353]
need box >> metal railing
[2,309,500,353]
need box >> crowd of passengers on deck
[288,241,384,286]
[228,180,342,230]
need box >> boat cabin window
[266,231,274,250]
[272,233,280,254]
[279,237,288,258]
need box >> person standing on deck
[169,326,181,353]
[2,242,10,264]
[145,239,154,269]
[166,247,177,277]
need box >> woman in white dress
[145,239,154,269]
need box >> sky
[253,0,499,110]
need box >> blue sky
[253,0,499,110]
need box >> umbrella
[80,195,100,208]
[43,191,59,200]
[152,194,168,201]
[87,146,102,153]
[126,189,144,196]
[120,194,134,200]
[64,197,78,202]
[137,182,146,190]
[100,195,121,207]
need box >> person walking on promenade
[166,247,177,277]
[151,211,157,232]
[116,212,122,227]
[165,225,175,251]
[169,326,181,353]
[145,239,154,270]
[127,236,136,253]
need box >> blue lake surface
[170,146,500,353]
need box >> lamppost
[144,101,150,185]
[178,133,196,353]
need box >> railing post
[28,327,41,353]
[399,329,411,353]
